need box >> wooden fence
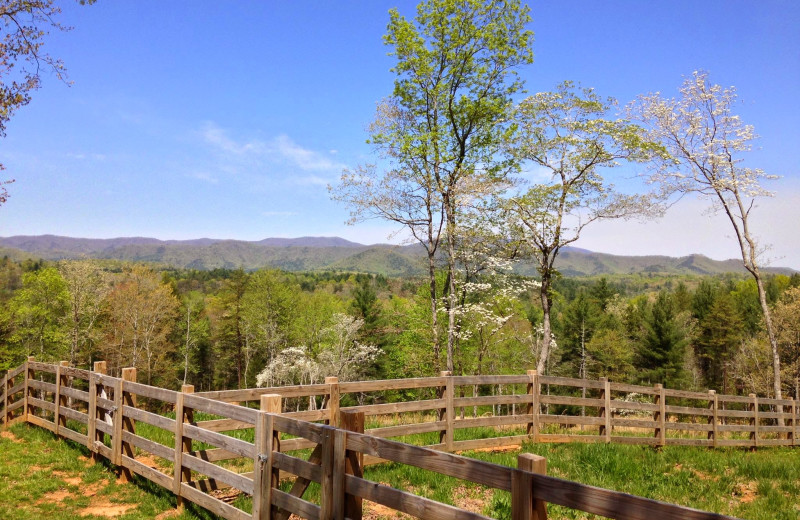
[195,370,798,451]
[0,359,755,520]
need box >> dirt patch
[734,481,758,503]
[453,485,493,513]
[363,500,412,520]
[79,497,137,517]
[155,509,181,519]
[209,487,242,504]
[41,489,71,503]
[1,430,22,443]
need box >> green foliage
[637,291,688,387]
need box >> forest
[1,256,799,400]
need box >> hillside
[0,235,794,276]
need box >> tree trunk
[536,275,553,375]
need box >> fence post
[335,410,365,520]
[117,367,137,483]
[54,360,69,435]
[653,384,666,447]
[513,453,548,520]
[787,398,795,446]
[325,376,340,428]
[749,393,759,450]
[88,361,106,461]
[527,370,540,443]
[174,384,195,507]
[438,371,454,451]
[253,394,281,520]
[23,356,34,422]
[707,390,717,448]
[598,378,611,443]
[1,372,7,428]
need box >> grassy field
[2,422,799,520]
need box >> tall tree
[58,259,107,366]
[638,291,688,388]
[0,0,91,203]
[9,266,68,361]
[631,71,784,399]
[333,0,533,372]
[504,82,662,374]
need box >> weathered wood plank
[613,419,659,429]
[666,422,713,432]
[7,381,25,397]
[122,455,173,489]
[339,377,447,393]
[59,366,90,379]
[342,399,445,416]
[666,438,713,447]
[194,418,255,433]
[123,405,176,431]
[189,448,242,463]
[345,431,513,492]
[28,396,55,413]
[273,414,328,443]
[181,453,255,495]
[282,409,329,422]
[123,430,175,461]
[664,405,714,417]
[367,421,447,438]
[453,415,531,430]
[271,488,321,520]
[280,437,317,452]
[197,384,329,401]
[452,375,530,385]
[181,482,251,520]
[28,379,57,394]
[60,406,88,425]
[529,473,736,520]
[537,434,605,444]
[539,376,606,390]
[453,394,531,408]
[182,423,255,458]
[611,436,661,446]
[272,452,323,482]
[95,418,113,434]
[59,425,88,445]
[451,435,531,452]
[539,415,605,426]
[124,381,178,404]
[27,414,56,433]
[28,361,57,373]
[662,388,712,400]
[539,395,605,408]
[608,382,658,395]
[347,475,493,520]
[60,386,90,403]
[609,400,659,412]
[8,364,25,379]
[183,394,259,424]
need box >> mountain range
[0,235,794,277]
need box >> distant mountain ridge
[0,234,794,277]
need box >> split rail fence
[2,358,774,520]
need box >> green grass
[6,420,800,520]
[0,423,219,520]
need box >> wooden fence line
[0,360,751,519]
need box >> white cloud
[200,122,345,174]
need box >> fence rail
[0,359,754,520]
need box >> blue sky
[1,1,799,268]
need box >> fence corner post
[707,390,717,448]
[325,376,340,428]
[88,361,107,463]
[749,393,759,450]
[337,410,364,520]
[439,371,454,451]
[23,356,34,422]
[254,394,281,520]
[527,370,539,443]
[653,383,666,447]
[54,360,69,435]
[117,367,137,483]
[599,377,611,443]
[1,372,7,429]
[514,453,547,520]
[174,384,194,508]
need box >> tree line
[1,256,798,399]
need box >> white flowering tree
[630,71,783,400]
[504,82,663,375]
[256,313,379,392]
